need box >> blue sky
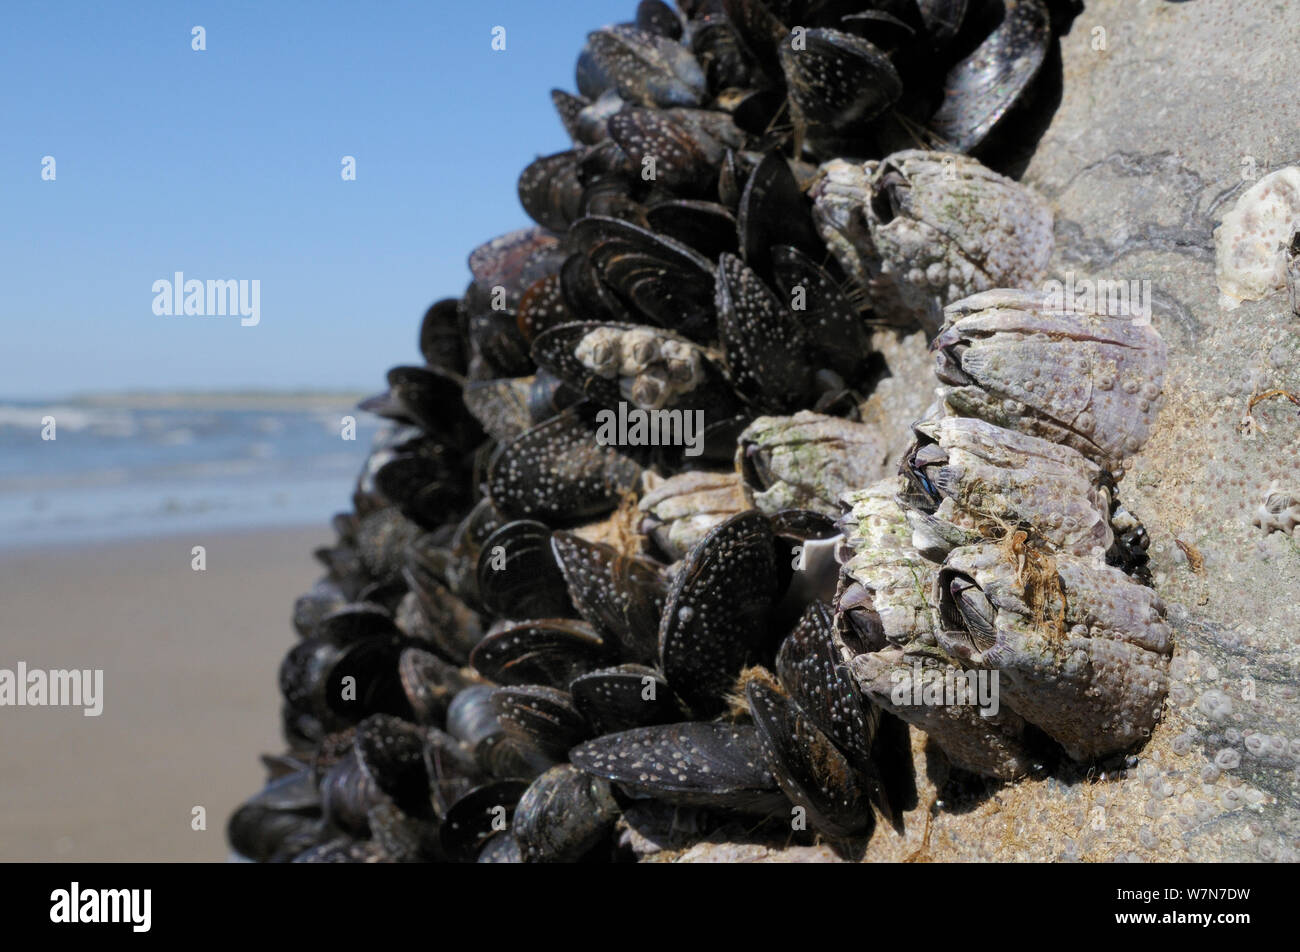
[0,1,630,399]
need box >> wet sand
[0,527,329,861]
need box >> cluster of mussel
[229,0,1170,863]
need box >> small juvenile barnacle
[1213,166,1300,309]
[933,288,1168,468]
[1252,482,1300,535]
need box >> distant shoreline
[3,390,370,412]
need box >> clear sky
[1,1,631,399]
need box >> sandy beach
[0,526,329,861]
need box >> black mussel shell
[929,0,1050,153]
[319,749,387,836]
[382,365,483,448]
[446,684,503,750]
[577,26,706,108]
[317,603,401,646]
[354,714,433,817]
[279,635,410,726]
[227,801,323,863]
[745,680,872,837]
[715,252,814,412]
[779,27,902,136]
[367,801,440,862]
[570,664,683,734]
[419,298,467,377]
[551,88,590,142]
[490,686,591,764]
[636,0,683,40]
[425,726,483,817]
[470,619,608,688]
[571,216,718,341]
[403,554,485,663]
[293,579,347,639]
[462,377,536,444]
[518,150,585,232]
[476,519,574,620]
[737,151,823,281]
[551,531,667,663]
[607,107,721,197]
[570,721,786,813]
[399,647,469,724]
[517,273,574,346]
[513,763,622,862]
[775,602,878,772]
[659,510,778,716]
[486,408,643,522]
[440,780,529,862]
[477,833,524,863]
[645,199,738,261]
[770,244,871,382]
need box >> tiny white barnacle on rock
[1253,482,1300,535]
[1213,165,1300,309]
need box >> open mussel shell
[570,721,786,814]
[928,0,1050,153]
[551,531,667,663]
[715,252,814,412]
[486,407,643,522]
[354,713,433,818]
[279,635,410,727]
[513,763,622,862]
[469,619,609,689]
[476,520,574,620]
[570,216,718,341]
[570,664,683,735]
[770,244,871,381]
[518,150,585,232]
[440,779,530,862]
[775,602,878,773]
[737,151,823,282]
[745,679,873,837]
[491,686,591,765]
[659,509,779,716]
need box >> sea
[0,394,384,549]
